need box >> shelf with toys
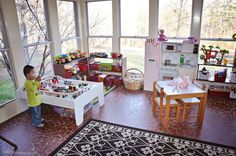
[87,52,127,87]
[197,45,236,98]
[53,50,89,79]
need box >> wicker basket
[123,68,144,90]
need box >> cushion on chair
[182,98,200,103]
[155,97,178,105]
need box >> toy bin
[198,71,210,80]
[99,63,113,71]
[112,65,122,72]
[113,76,123,86]
[89,73,100,82]
[104,75,116,86]
[214,69,227,82]
[78,63,88,72]
[230,72,236,83]
[89,62,100,70]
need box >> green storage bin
[99,63,113,71]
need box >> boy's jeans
[30,105,42,126]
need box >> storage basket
[123,68,144,90]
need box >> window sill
[0,98,17,108]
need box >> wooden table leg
[164,97,170,129]
[199,93,207,125]
[197,93,207,125]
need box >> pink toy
[158,29,168,41]
[179,76,191,89]
[168,76,191,91]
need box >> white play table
[16,79,104,126]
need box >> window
[159,0,192,37]
[121,38,145,71]
[57,0,80,53]
[120,0,149,71]
[200,0,236,57]
[0,12,16,105]
[89,38,112,52]
[16,0,52,76]
[87,1,112,52]
[201,0,236,39]
[121,0,149,36]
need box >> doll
[158,29,168,41]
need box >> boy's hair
[23,65,34,77]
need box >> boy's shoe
[35,123,44,128]
[41,118,47,124]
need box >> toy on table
[157,29,167,41]
[168,76,191,91]
[51,76,59,84]
[38,75,92,99]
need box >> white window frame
[57,0,81,51]
[119,0,149,43]
[86,0,113,52]
[0,10,16,106]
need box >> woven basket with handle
[123,68,144,90]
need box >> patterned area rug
[50,120,236,156]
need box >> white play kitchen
[16,76,104,126]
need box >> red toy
[89,62,100,70]
[214,69,227,82]
[111,52,123,59]
[78,63,88,72]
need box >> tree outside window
[0,12,16,105]
[57,0,79,53]
[16,0,52,77]
[159,0,192,38]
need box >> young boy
[23,65,44,128]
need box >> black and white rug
[50,120,236,156]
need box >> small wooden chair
[178,80,206,122]
[152,81,182,123]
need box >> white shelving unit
[89,57,127,77]
[159,42,198,81]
